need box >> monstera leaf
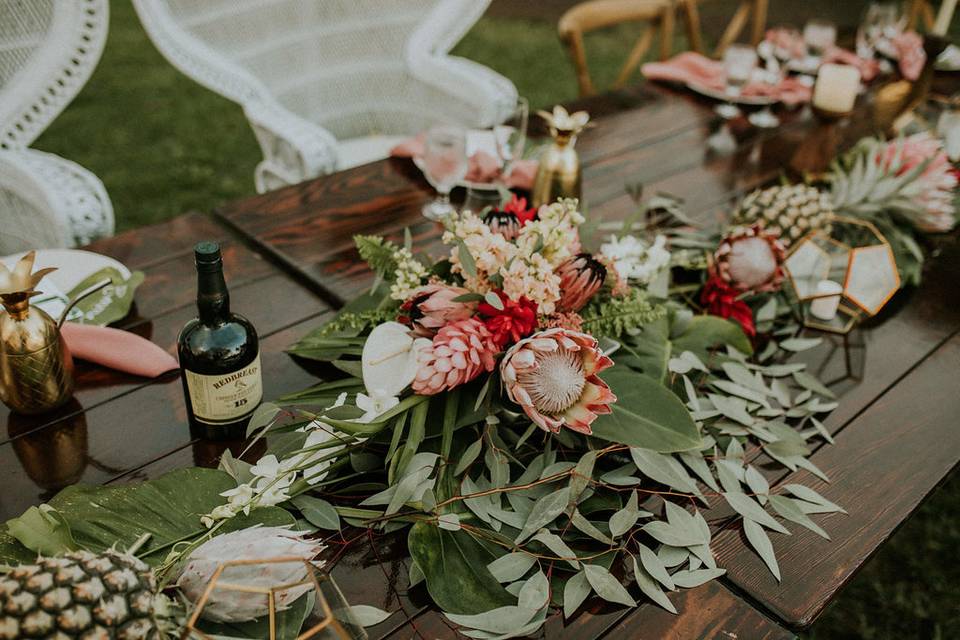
[0,467,294,566]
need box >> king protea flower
[876,133,958,232]
[177,526,325,623]
[500,328,616,435]
[398,283,476,337]
[554,253,607,312]
[712,225,785,293]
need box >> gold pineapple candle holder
[0,252,74,415]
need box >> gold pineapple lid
[538,105,590,138]
[0,251,57,315]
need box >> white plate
[1,249,131,319]
[686,82,778,106]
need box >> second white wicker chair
[132,0,519,193]
[0,0,114,253]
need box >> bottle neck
[197,267,230,324]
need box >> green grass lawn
[31,3,960,638]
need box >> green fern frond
[355,235,399,281]
[318,308,398,336]
[580,289,666,337]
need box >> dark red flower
[477,291,538,348]
[483,195,538,240]
[700,275,755,337]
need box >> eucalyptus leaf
[743,519,781,581]
[290,495,340,531]
[723,492,790,534]
[637,542,674,590]
[768,495,830,539]
[783,484,846,513]
[632,556,677,613]
[584,564,635,607]
[609,490,641,538]
[516,488,570,543]
[350,605,393,627]
[487,552,537,583]
[563,570,592,619]
[455,439,484,476]
[669,568,726,588]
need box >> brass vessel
[532,106,589,207]
[0,252,73,414]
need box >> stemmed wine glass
[716,44,758,120]
[857,2,903,59]
[803,19,837,67]
[750,30,797,129]
[420,125,468,222]
[493,97,529,184]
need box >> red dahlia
[477,291,538,348]
[700,275,755,337]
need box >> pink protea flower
[413,318,498,395]
[500,328,616,435]
[876,133,958,232]
[554,253,607,312]
[398,283,476,337]
[483,195,538,240]
[712,225,785,293]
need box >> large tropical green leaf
[620,314,752,383]
[0,468,294,566]
[590,367,702,452]
[408,521,514,615]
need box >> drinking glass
[750,34,792,129]
[857,2,902,59]
[493,97,529,181]
[463,187,503,214]
[420,125,468,221]
[716,44,758,119]
[803,19,837,61]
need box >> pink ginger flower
[399,283,476,337]
[500,328,616,435]
[413,318,498,395]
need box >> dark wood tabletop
[4,77,960,640]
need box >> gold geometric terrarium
[183,557,367,640]
[783,216,900,334]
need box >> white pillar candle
[810,279,843,320]
[813,64,861,114]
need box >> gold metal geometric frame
[783,215,900,334]
[183,556,365,640]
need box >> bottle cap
[194,241,222,270]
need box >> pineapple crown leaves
[0,251,57,300]
[829,136,933,215]
[579,289,667,337]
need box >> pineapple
[0,549,172,639]
[732,184,834,247]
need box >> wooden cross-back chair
[678,0,769,57]
[906,0,936,31]
[559,0,676,97]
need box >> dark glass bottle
[178,241,262,440]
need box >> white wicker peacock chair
[0,0,114,253]
[132,0,518,193]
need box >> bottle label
[185,353,263,425]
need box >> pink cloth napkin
[61,322,179,378]
[892,31,926,81]
[390,134,539,190]
[641,52,812,105]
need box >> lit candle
[813,64,861,114]
[933,0,958,36]
[810,280,843,320]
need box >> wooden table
[4,79,959,639]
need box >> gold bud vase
[532,105,589,207]
[0,252,73,415]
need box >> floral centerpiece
[1,131,954,639]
